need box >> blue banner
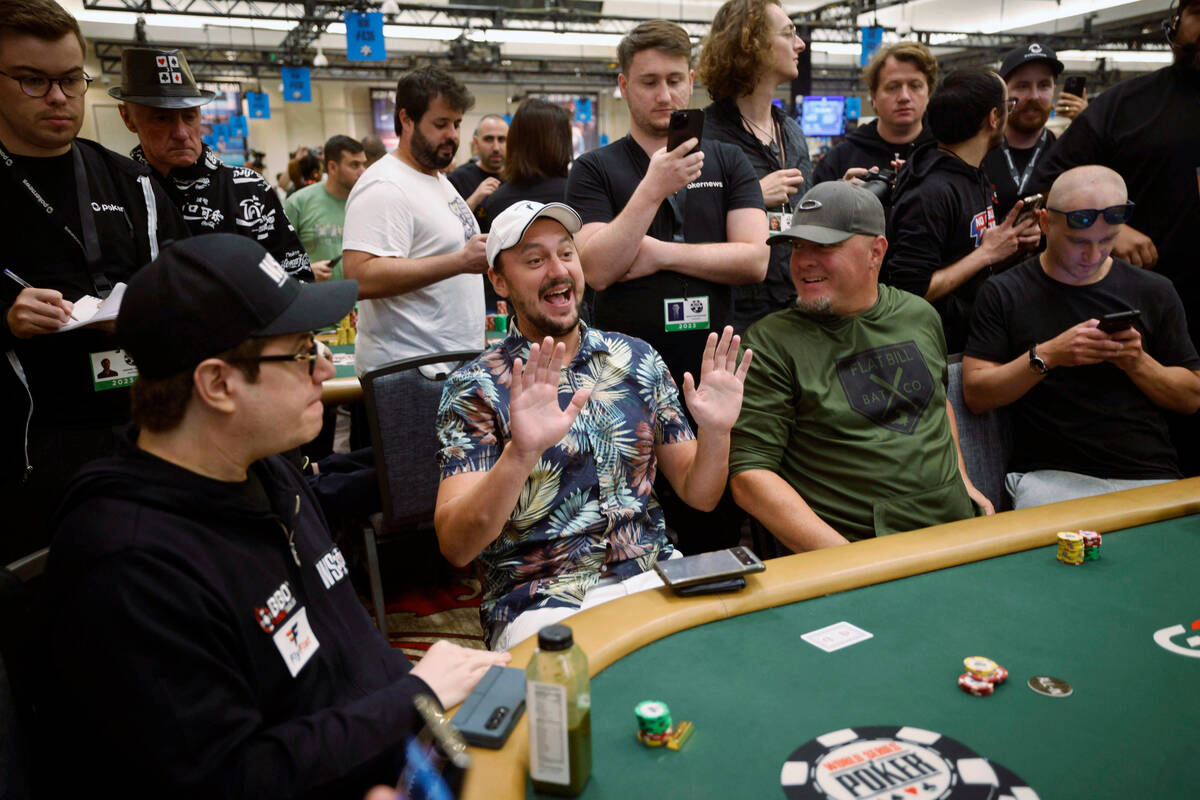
[229,115,248,137]
[574,98,593,123]
[212,123,231,140]
[345,11,386,61]
[860,26,884,67]
[246,91,271,119]
[281,67,312,103]
[845,97,861,120]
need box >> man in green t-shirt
[284,135,368,281]
[729,182,993,550]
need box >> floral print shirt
[436,323,694,630]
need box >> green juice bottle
[526,624,592,796]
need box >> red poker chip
[984,664,1009,685]
[958,672,994,696]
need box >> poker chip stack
[1079,529,1102,560]
[1056,531,1085,565]
[634,700,674,747]
[958,656,1009,697]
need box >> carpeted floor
[369,567,486,661]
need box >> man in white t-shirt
[343,66,488,375]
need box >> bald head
[1047,165,1127,210]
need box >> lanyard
[0,139,111,298]
[665,185,688,243]
[1000,129,1048,197]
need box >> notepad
[59,282,127,333]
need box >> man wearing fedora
[0,0,188,563]
[728,182,993,552]
[112,47,313,280]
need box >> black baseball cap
[118,234,358,379]
[999,43,1065,80]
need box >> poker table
[458,478,1200,798]
[320,343,361,404]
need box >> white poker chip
[780,725,1040,799]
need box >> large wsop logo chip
[780,726,1039,800]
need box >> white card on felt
[801,621,873,653]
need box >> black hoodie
[885,143,998,354]
[812,119,935,187]
[41,430,432,799]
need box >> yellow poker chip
[963,656,998,676]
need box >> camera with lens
[861,167,897,203]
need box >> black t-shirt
[447,161,497,203]
[981,129,1055,219]
[478,176,568,233]
[965,256,1200,479]
[1031,67,1200,329]
[565,134,762,385]
[0,141,184,439]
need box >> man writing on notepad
[0,0,186,563]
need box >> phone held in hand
[1063,76,1086,97]
[453,665,526,749]
[1097,309,1141,333]
[1015,193,1045,226]
[667,109,705,155]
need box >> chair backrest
[362,350,481,531]
[946,356,1013,512]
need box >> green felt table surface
[535,516,1198,798]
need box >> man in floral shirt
[435,201,752,649]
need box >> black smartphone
[1098,309,1141,333]
[329,254,343,267]
[673,576,747,596]
[654,546,765,589]
[1015,193,1045,226]
[452,665,526,749]
[667,109,705,154]
[1063,76,1086,97]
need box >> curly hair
[696,0,780,102]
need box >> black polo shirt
[566,134,762,385]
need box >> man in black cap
[730,182,992,552]
[0,0,188,564]
[41,233,509,798]
[1031,0,1200,473]
[112,47,313,280]
[981,42,1084,219]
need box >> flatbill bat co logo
[781,726,1039,800]
[836,342,935,435]
[1153,617,1200,658]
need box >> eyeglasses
[1046,203,1136,229]
[227,338,322,376]
[0,70,92,98]
[1005,96,1019,112]
[779,25,801,39]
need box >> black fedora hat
[107,47,215,109]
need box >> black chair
[361,350,481,635]
[1,548,48,800]
[947,355,1013,512]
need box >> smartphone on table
[654,546,765,592]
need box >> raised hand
[508,337,591,461]
[682,326,753,433]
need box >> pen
[4,269,79,321]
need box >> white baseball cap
[485,201,583,268]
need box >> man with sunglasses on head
[0,0,187,564]
[42,234,509,798]
[962,166,1200,510]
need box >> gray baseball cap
[770,182,886,245]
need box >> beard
[410,125,456,170]
[510,278,583,338]
[1008,99,1051,134]
[796,296,834,316]
[1174,39,1200,75]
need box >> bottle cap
[537,624,573,651]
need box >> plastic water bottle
[526,624,592,795]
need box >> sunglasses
[1046,203,1135,229]
[227,337,322,375]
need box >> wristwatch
[1028,345,1049,375]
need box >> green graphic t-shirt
[284,182,347,280]
[730,284,975,541]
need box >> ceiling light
[313,48,329,67]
